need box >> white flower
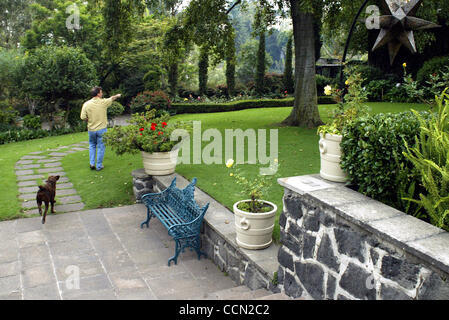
[226,159,234,168]
[396,83,401,87]
[324,85,332,96]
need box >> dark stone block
[302,233,316,260]
[339,262,376,300]
[288,221,302,237]
[278,247,294,271]
[370,248,379,266]
[277,266,285,285]
[334,226,365,263]
[303,208,320,232]
[281,232,301,257]
[380,283,412,300]
[284,271,303,298]
[244,264,266,290]
[319,209,336,227]
[317,234,340,273]
[417,272,449,300]
[135,182,145,191]
[326,273,337,300]
[380,255,420,290]
[284,192,303,220]
[279,213,287,229]
[295,261,325,299]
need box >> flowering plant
[103,109,191,155]
[318,69,368,136]
[225,159,278,213]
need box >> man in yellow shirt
[80,86,121,171]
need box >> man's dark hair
[91,86,102,97]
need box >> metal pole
[339,0,372,89]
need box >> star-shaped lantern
[372,0,441,65]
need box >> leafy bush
[107,101,125,119]
[384,84,410,103]
[0,123,86,145]
[403,91,449,231]
[22,114,41,130]
[365,79,395,102]
[341,111,430,214]
[171,97,334,114]
[417,56,449,85]
[129,90,171,113]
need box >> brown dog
[36,175,60,224]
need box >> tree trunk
[282,1,323,128]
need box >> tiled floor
[0,204,237,300]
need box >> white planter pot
[141,149,179,176]
[319,133,348,182]
[233,200,277,250]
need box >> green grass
[0,102,429,242]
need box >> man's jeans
[88,128,107,170]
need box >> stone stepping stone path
[15,141,90,216]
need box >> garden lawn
[0,101,429,242]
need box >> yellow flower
[184,98,188,101]
[324,85,332,96]
[226,159,234,168]
[230,173,234,177]
[403,62,407,68]
[345,79,350,85]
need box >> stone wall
[131,170,279,292]
[277,174,449,300]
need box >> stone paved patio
[0,204,238,300]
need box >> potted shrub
[226,159,278,250]
[104,108,191,175]
[317,71,368,182]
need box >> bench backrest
[165,177,209,229]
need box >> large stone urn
[233,199,277,250]
[141,148,179,176]
[319,133,348,183]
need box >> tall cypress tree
[225,32,236,97]
[255,31,266,96]
[283,34,294,94]
[198,47,209,96]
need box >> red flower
[158,131,163,135]
[284,90,288,94]
[162,122,167,127]
[150,126,156,131]
[140,133,142,135]
[151,122,157,127]
[139,127,144,131]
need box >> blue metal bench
[140,177,209,266]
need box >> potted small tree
[104,108,191,175]
[317,70,368,182]
[226,159,278,250]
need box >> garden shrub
[316,75,337,96]
[171,97,335,114]
[129,90,171,113]
[340,111,430,214]
[22,114,41,130]
[416,56,449,85]
[365,79,395,102]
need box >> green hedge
[170,97,335,114]
[340,111,431,214]
[0,124,87,145]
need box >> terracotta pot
[233,199,277,250]
[319,133,348,182]
[141,149,179,176]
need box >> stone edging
[15,142,90,216]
